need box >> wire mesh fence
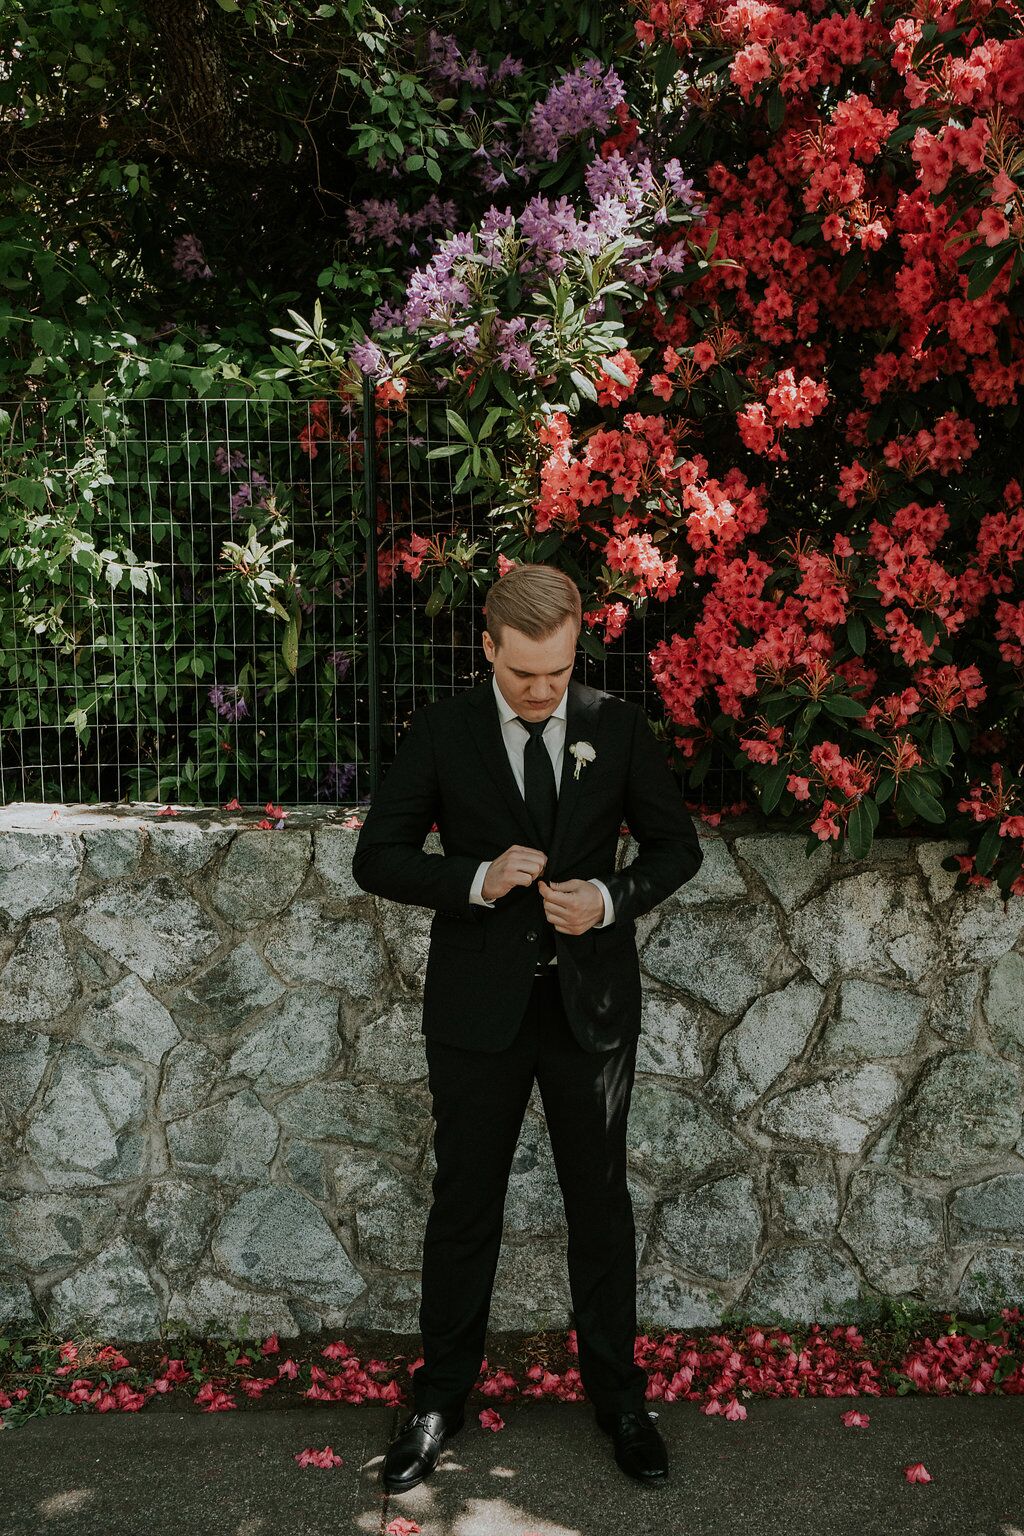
[1,392,369,806]
[0,382,743,809]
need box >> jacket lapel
[466,676,602,874]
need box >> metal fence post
[362,373,381,800]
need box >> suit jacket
[350,674,704,1054]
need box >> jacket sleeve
[350,707,482,912]
[600,703,704,925]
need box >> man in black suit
[351,563,703,1494]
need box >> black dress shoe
[595,1407,669,1482]
[381,1406,465,1493]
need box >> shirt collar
[492,669,567,726]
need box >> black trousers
[412,966,649,1416]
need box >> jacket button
[525,929,537,941]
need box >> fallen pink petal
[904,1462,933,1483]
[294,1445,344,1469]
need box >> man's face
[482,617,578,719]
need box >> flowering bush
[298,1,1024,896]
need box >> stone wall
[1,802,1022,1343]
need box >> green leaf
[476,406,505,442]
[282,617,299,677]
[973,821,1002,876]
[569,368,598,403]
[931,716,953,767]
[765,85,785,132]
[822,693,867,719]
[601,358,632,388]
[966,242,1015,300]
[445,410,474,444]
[758,762,789,813]
[654,47,679,96]
[714,364,744,410]
[874,771,894,805]
[793,700,821,742]
[846,798,875,861]
[846,613,866,656]
[577,627,606,662]
[837,247,865,294]
[897,776,946,824]
[425,584,446,618]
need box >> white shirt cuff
[588,877,614,926]
[469,859,495,907]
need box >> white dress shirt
[468,673,615,962]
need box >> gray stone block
[74,876,220,986]
[651,1173,762,1281]
[211,830,311,924]
[0,831,82,921]
[0,917,79,1026]
[758,1064,903,1154]
[838,1167,944,1292]
[739,1242,862,1325]
[814,978,926,1064]
[885,1050,1022,1178]
[25,1042,150,1188]
[47,1236,162,1340]
[167,1089,278,1180]
[707,976,825,1113]
[213,1185,363,1311]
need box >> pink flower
[977,206,1010,247]
[478,1407,506,1431]
[295,1444,344,1468]
[322,1339,354,1360]
[904,1462,933,1483]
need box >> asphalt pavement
[2,1395,1023,1536]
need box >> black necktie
[514,715,558,966]
[514,715,557,847]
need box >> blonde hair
[483,563,582,650]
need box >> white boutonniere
[568,739,596,780]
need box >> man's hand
[537,877,605,936]
[481,844,548,902]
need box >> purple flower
[491,315,536,375]
[171,234,213,281]
[421,28,524,93]
[346,196,407,249]
[320,760,357,800]
[368,299,407,332]
[208,683,249,722]
[585,150,656,213]
[214,444,248,475]
[328,650,353,681]
[523,61,626,164]
[663,158,698,206]
[403,231,475,328]
[350,339,388,378]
